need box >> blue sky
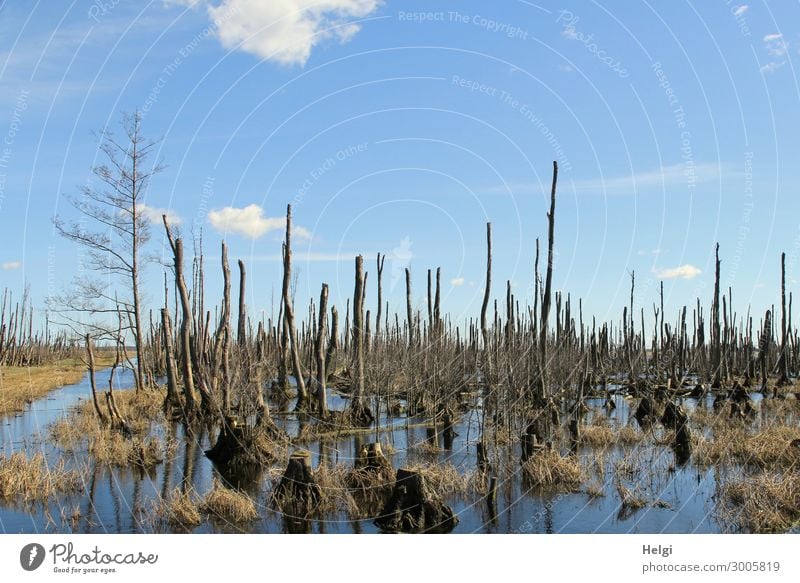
[1,0,799,333]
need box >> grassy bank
[0,354,116,416]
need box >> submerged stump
[205,417,281,468]
[374,468,458,533]
[273,450,321,517]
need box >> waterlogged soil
[0,369,734,533]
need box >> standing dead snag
[237,259,247,347]
[405,268,414,348]
[350,255,373,425]
[777,252,790,387]
[316,284,329,418]
[85,334,107,425]
[540,161,557,407]
[375,253,385,346]
[374,468,458,533]
[162,215,198,417]
[215,241,232,414]
[160,309,182,412]
[282,204,308,410]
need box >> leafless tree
[51,111,164,392]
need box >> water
[0,369,728,533]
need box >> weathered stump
[205,417,280,467]
[521,422,544,463]
[374,468,458,533]
[273,450,321,517]
[634,396,656,428]
[661,401,692,454]
[347,442,393,490]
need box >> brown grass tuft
[158,488,202,529]
[200,483,259,522]
[522,450,584,490]
[721,471,800,533]
[0,452,82,502]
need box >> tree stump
[661,401,692,453]
[634,396,656,428]
[205,417,279,467]
[273,450,321,517]
[347,442,394,491]
[374,468,458,533]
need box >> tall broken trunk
[216,241,232,414]
[85,334,107,425]
[160,309,182,412]
[711,243,722,388]
[539,161,558,423]
[405,268,414,348]
[316,283,329,418]
[162,215,198,417]
[375,253,385,346]
[237,259,247,347]
[350,255,373,425]
[777,252,790,386]
[282,204,308,410]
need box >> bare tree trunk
[316,284,329,417]
[778,252,790,385]
[282,204,308,410]
[350,255,372,424]
[237,259,247,347]
[162,216,198,416]
[161,309,181,411]
[405,268,414,348]
[85,334,107,424]
[375,253,385,346]
[480,223,492,352]
[540,161,558,431]
[216,241,232,414]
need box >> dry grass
[617,425,644,444]
[50,388,168,468]
[585,482,606,498]
[581,419,615,447]
[694,424,800,469]
[0,452,82,502]
[522,450,584,491]
[0,354,116,415]
[721,471,800,533]
[200,483,259,522]
[616,480,647,509]
[404,462,469,496]
[313,463,359,515]
[154,488,202,529]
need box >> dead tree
[160,308,182,411]
[237,259,247,347]
[316,283,329,417]
[282,204,308,410]
[162,215,198,416]
[85,334,107,424]
[350,255,373,425]
[539,161,558,410]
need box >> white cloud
[762,33,788,72]
[208,204,310,239]
[140,204,182,225]
[733,5,748,17]
[1,261,21,270]
[180,0,382,66]
[570,163,722,195]
[653,264,701,280]
[450,277,465,287]
[760,60,785,74]
[637,248,665,256]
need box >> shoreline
[0,355,117,416]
